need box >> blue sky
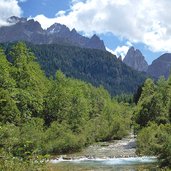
[1,0,170,64]
[19,0,70,18]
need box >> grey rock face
[123,47,148,72]
[85,34,106,50]
[0,17,106,51]
[0,17,45,44]
[147,53,171,78]
[118,55,122,61]
[7,16,27,24]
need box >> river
[49,157,157,170]
[49,133,158,170]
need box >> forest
[0,42,170,170]
[0,42,132,170]
[134,77,171,168]
[1,42,147,96]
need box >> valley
[0,15,171,171]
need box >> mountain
[147,53,171,78]
[123,47,148,72]
[118,55,122,61]
[0,16,106,51]
[3,42,146,96]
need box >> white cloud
[106,45,130,59]
[34,15,58,29]
[0,0,22,27]
[107,40,132,58]
[126,41,133,47]
[33,0,171,53]
[114,45,130,58]
[106,47,116,55]
[55,10,66,17]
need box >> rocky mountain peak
[71,28,77,34]
[47,23,70,34]
[147,53,171,78]
[7,16,27,24]
[86,34,106,51]
[24,19,43,32]
[0,16,106,51]
[118,55,122,61]
[123,47,148,72]
[91,34,99,40]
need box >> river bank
[49,133,158,170]
[51,132,138,160]
[49,133,158,169]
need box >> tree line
[20,42,147,96]
[0,42,132,170]
[134,77,171,168]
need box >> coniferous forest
[1,42,147,96]
[0,42,171,170]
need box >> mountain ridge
[2,16,171,80]
[0,16,106,51]
[147,53,171,78]
[123,47,171,79]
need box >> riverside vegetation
[134,77,171,169]
[0,42,132,170]
[0,42,171,170]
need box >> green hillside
[27,43,147,95]
[1,42,147,95]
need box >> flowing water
[49,157,158,171]
[49,133,158,170]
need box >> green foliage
[159,135,171,168]
[136,123,171,168]
[134,78,170,129]
[0,88,20,124]
[135,76,171,168]
[9,42,49,122]
[0,122,48,170]
[0,47,19,124]
[43,122,82,154]
[14,118,44,158]
[23,43,146,96]
[0,42,132,169]
[44,70,131,149]
[114,93,134,104]
[133,84,143,104]
[0,48,15,90]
